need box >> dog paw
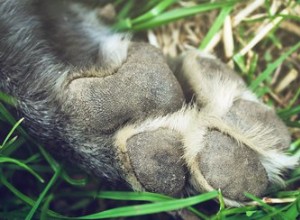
[63,42,297,205]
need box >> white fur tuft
[70,2,131,70]
[99,33,131,68]
[260,151,299,186]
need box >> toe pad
[199,130,269,201]
[127,129,186,196]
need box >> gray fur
[0,0,184,182]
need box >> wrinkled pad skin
[67,42,185,135]
[199,130,268,201]
[127,129,186,196]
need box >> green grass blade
[244,193,278,214]
[40,194,54,220]
[23,153,41,164]
[1,136,26,156]
[289,139,300,154]
[116,0,134,20]
[0,173,36,206]
[0,103,29,138]
[2,135,18,149]
[74,191,218,219]
[1,118,24,148]
[277,105,300,119]
[277,190,300,198]
[61,170,88,186]
[132,1,237,30]
[0,157,44,183]
[25,167,62,220]
[287,87,300,108]
[0,211,30,219]
[199,5,233,50]
[142,0,164,12]
[249,41,300,92]
[97,191,212,218]
[233,54,247,74]
[219,206,256,216]
[0,92,17,106]
[188,207,210,220]
[132,0,178,24]
[0,174,62,218]
[0,102,18,125]
[217,189,226,213]
[56,190,210,219]
[282,196,300,220]
[258,196,300,220]
[256,87,271,98]
[96,191,171,201]
[284,121,300,128]
[38,145,60,172]
[68,199,92,212]
[247,53,259,83]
